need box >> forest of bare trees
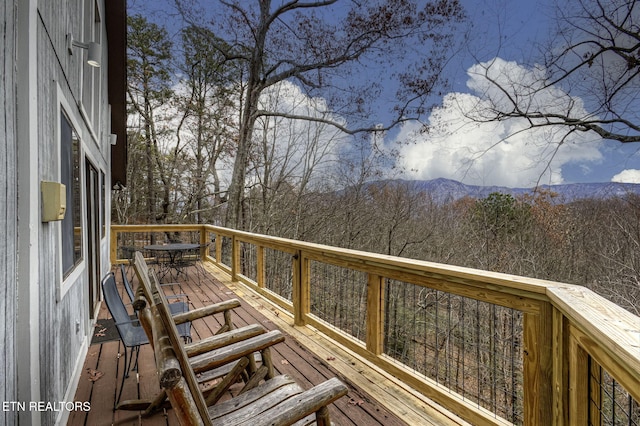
[118,1,640,317]
[116,4,640,422]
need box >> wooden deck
[68,263,467,426]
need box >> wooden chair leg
[142,390,169,417]
[316,406,331,426]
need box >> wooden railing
[110,224,640,426]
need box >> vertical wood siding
[35,1,110,423]
[0,1,18,425]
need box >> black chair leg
[116,345,141,409]
[132,345,141,373]
[116,346,129,408]
[124,346,133,378]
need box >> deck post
[231,235,240,281]
[110,227,117,264]
[523,302,554,425]
[589,360,603,426]
[552,306,569,425]
[215,232,222,264]
[568,326,590,425]
[199,227,208,260]
[366,273,384,355]
[292,250,309,326]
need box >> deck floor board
[69,263,463,426]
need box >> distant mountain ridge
[380,178,640,203]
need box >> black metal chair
[193,242,211,282]
[173,242,210,284]
[101,272,191,407]
[101,272,150,407]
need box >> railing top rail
[111,224,205,232]
[198,224,555,295]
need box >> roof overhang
[105,0,127,188]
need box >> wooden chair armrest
[255,378,348,425]
[172,299,241,325]
[184,324,266,357]
[189,330,284,374]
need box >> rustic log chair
[134,251,349,426]
[132,251,271,383]
[127,252,279,415]
[115,255,266,415]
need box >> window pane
[61,112,83,276]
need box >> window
[61,112,83,277]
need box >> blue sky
[387,0,640,186]
[130,0,640,187]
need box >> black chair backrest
[120,264,135,303]
[101,272,138,345]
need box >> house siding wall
[0,0,19,424]
[7,0,116,422]
[32,1,111,423]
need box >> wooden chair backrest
[133,251,213,425]
[132,251,154,301]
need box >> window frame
[57,85,86,300]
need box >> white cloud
[390,58,604,187]
[131,79,350,192]
[252,81,350,189]
[611,169,640,184]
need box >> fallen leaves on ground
[348,398,365,407]
[87,369,104,382]
[280,359,290,365]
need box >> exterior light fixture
[66,33,101,67]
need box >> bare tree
[126,14,175,224]
[466,0,640,145]
[175,0,466,229]
[244,82,345,236]
[176,26,237,223]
